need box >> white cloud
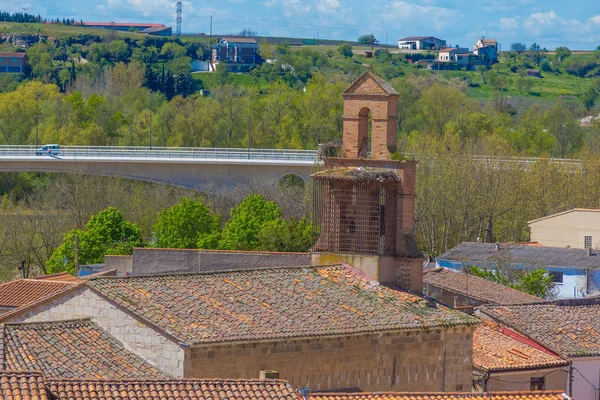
[590,15,600,26]
[264,0,311,17]
[523,10,562,35]
[316,0,340,14]
[499,16,519,30]
[381,1,463,31]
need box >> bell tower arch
[342,71,399,160]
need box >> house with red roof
[0,52,27,73]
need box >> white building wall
[5,287,185,377]
[529,210,600,249]
[570,358,600,400]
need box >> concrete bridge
[0,146,320,189]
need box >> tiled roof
[399,36,438,41]
[31,272,81,283]
[438,242,600,269]
[46,378,297,400]
[0,370,48,399]
[86,265,478,345]
[473,320,568,371]
[311,168,400,182]
[309,392,569,400]
[343,71,398,95]
[0,278,79,309]
[424,268,542,305]
[0,52,27,57]
[480,298,600,357]
[0,319,169,379]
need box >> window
[11,58,18,63]
[585,236,593,249]
[549,271,563,284]
[530,377,545,390]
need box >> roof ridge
[45,377,292,383]
[86,264,344,281]
[311,391,566,395]
[2,317,93,328]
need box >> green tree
[218,194,282,250]
[358,34,377,45]
[109,39,130,62]
[47,207,142,274]
[160,43,187,59]
[337,43,353,58]
[468,266,555,298]
[554,46,571,62]
[153,198,221,249]
[510,42,527,55]
[257,217,313,252]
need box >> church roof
[343,71,398,96]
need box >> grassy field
[0,22,146,39]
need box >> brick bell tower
[311,71,423,293]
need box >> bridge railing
[0,146,319,161]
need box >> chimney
[589,248,593,256]
[259,370,280,379]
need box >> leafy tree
[160,43,187,59]
[510,42,527,55]
[358,34,378,45]
[109,39,130,62]
[257,217,313,252]
[87,43,107,63]
[528,43,543,66]
[47,207,142,274]
[153,198,221,249]
[218,194,282,250]
[468,266,555,298]
[337,43,353,58]
[554,46,571,62]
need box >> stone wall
[4,287,184,377]
[132,248,311,275]
[426,284,484,308]
[184,326,475,392]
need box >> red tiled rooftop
[473,320,568,372]
[86,265,478,345]
[310,392,569,400]
[424,268,542,305]
[31,272,81,283]
[480,298,600,357]
[0,371,48,399]
[0,52,27,57]
[0,277,79,309]
[0,319,169,379]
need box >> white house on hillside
[398,36,446,50]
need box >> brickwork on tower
[312,71,423,293]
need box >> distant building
[479,297,600,400]
[211,37,261,72]
[474,37,498,63]
[437,242,600,299]
[80,22,172,36]
[529,209,600,249]
[0,52,27,73]
[437,47,471,64]
[472,319,569,392]
[398,36,446,50]
[423,267,542,308]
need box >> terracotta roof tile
[0,319,169,379]
[480,298,600,357]
[0,370,49,399]
[424,268,542,305]
[312,168,400,182]
[310,392,569,400]
[473,320,568,371]
[0,278,79,309]
[46,378,297,400]
[86,265,478,345]
[31,272,81,283]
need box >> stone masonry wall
[4,287,184,377]
[185,326,475,392]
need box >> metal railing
[0,146,319,161]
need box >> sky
[4,0,600,49]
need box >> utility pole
[210,15,212,37]
[176,1,182,37]
[247,97,251,159]
[74,234,79,273]
[317,27,322,45]
[35,93,40,148]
